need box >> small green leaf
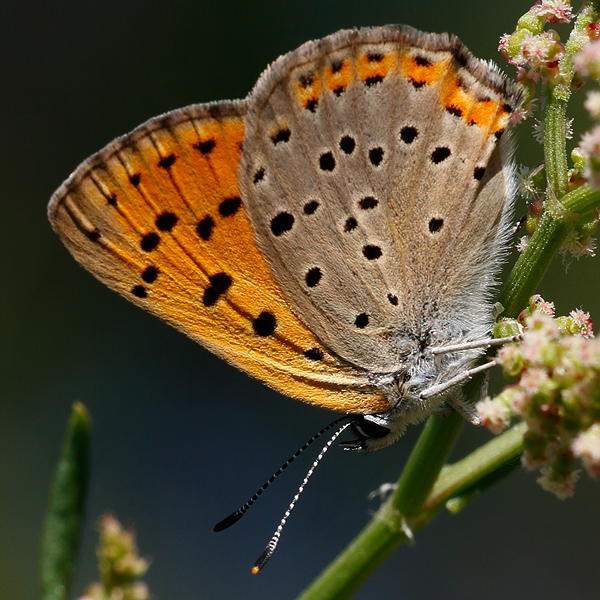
[40,402,91,600]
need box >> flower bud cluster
[477,295,598,499]
[77,514,150,600]
[499,1,574,118]
[501,3,600,259]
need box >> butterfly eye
[354,416,391,440]
[340,416,392,450]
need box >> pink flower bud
[536,466,579,499]
[497,344,525,376]
[532,1,573,24]
[569,309,594,338]
[476,395,514,434]
[572,423,600,477]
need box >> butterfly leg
[433,365,490,423]
[480,367,490,400]
[445,391,481,426]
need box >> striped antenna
[252,420,353,574]
[213,415,351,533]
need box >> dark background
[2,1,600,599]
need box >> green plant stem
[429,421,527,511]
[499,207,568,318]
[559,2,600,94]
[544,96,568,198]
[544,1,600,197]
[392,412,464,517]
[564,183,600,214]
[296,423,526,600]
[40,402,91,600]
[499,184,600,318]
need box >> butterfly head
[343,337,488,452]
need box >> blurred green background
[2,1,600,599]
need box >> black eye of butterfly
[354,417,391,439]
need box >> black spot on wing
[254,168,265,183]
[305,267,322,287]
[197,215,214,240]
[365,75,384,87]
[142,266,158,283]
[303,201,319,215]
[414,56,431,66]
[203,272,233,307]
[132,285,147,298]
[369,147,384,166]
[219,197,241,217]
[474,167,486,180]
[344,217,357,232]
[155,212,178,231]
[400,126,418,143]
[340,136,355,154]
[305,99,318,112]
[271,212,294,236]
[363,245,382,260]
[304,347,324,360]
[354,313,369,328]
[253,311,276,336]
[319,152,335,171]
[271,128,291,145]
[359,197,378,210]
[87,228,101,242]
[194,139,216,154]
[158,154,176,169]
[429,218,444,233]
[141,233,159,252]
[331,60,343,73]
[431,147,451,163]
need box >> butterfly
[48,25,520,453]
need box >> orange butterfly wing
[49,101,390,414]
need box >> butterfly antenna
[213,415,351,533]
[251,420,353,574]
